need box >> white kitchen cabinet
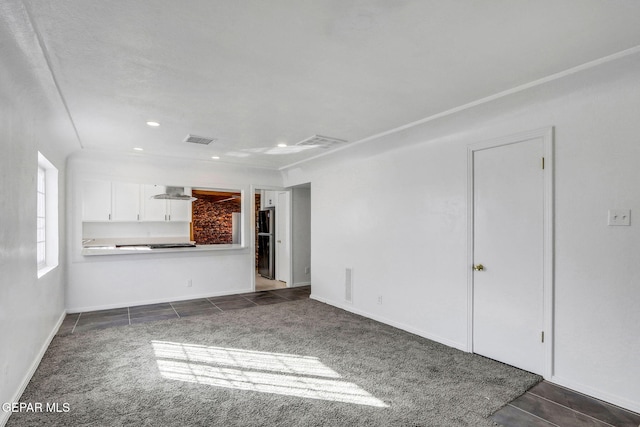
[262,190,277,207]
[112,182,140,221]
[82,180,141,222]
[82,179,112,221]
[141,184,192,222]
[168,199,192,222]
[82,181,192,223]
[141,184,168,221]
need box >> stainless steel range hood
[152,186,197,201]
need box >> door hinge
[541,157,545,170]
[541,331,545,343]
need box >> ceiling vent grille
[295,134,347,149]
[184,134,216,145]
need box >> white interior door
[276,191,290,285]
[472,136,545,375]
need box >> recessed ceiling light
[211,156,220,160]
[133,147,144,151]
[277,143,287,147]
[146,121,160,127]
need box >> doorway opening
[252,184,311,293]
[255,189,287,291]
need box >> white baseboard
[1,310,66,427]
[66,288,254,313]
[550,375,640,414]
[309,294,467,352]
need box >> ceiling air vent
[184,134,216,145]
[295,134,347,149]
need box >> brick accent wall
[192,195,241,244]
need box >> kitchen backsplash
[82,221,190,240]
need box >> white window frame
[37,165,46,268]
[37,152,59,278]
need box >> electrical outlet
[305,266,310,275]
[377,295,383,305]
[187,279,193,287]
[608,209,631,226]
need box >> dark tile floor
[491,381,640,427]
[58,285,311,336]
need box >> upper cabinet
[82,179,112,221]
[82,180,141,221]
[168,199,191,222]
[141,184,168,221]
[262,190,277,208]
[112,182,141,221]
[82,180,192,222]
[141,184,192,221]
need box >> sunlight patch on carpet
[152,340,388,408]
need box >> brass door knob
[473,264,485,271]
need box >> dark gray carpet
[8,299,539,426]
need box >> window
[37,152,58,278]
[36,165,46,267]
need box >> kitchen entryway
[253,184,311,292]
[255,272,286,291]
[255,189,292,290]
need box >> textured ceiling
[14,0,640,169]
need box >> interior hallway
[255,272,287,291]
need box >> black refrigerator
[258,207,275,279]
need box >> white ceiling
[15,0,640,169]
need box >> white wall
[0,2,79,424]
[282,53,640,412]
[67,151,282,311]
[290,185,311,286]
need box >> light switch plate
[608,209,631,226]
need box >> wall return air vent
[184,134,216,145]
[345,267,353,303]
[295,134,347,149]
